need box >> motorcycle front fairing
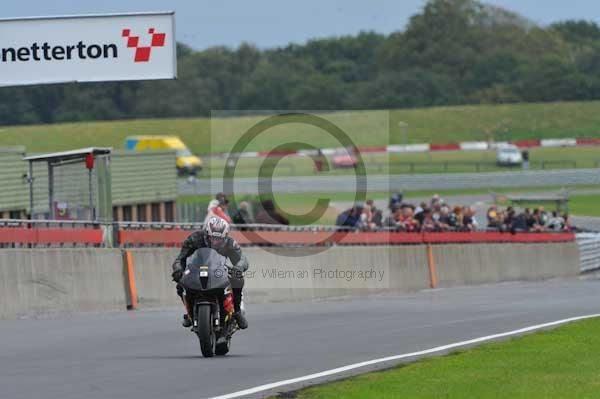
[181,247,231,292]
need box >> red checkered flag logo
[122,28,166,62]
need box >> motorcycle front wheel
[195,304,215,357]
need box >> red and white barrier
[205,136,600,158]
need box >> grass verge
[283,317,600,399]
[4,101,600,154]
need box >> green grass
[570,194,600,217]
[3,101,600,154]
[287,317,600,399]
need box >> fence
[371,160,587,174]
[577,233,600,273]
[0,219,576,249]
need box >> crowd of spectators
[204,192,573,233]
[486,206,572,232]
[204,193,289,226]
[336,194,479,232]
[335,193,573,233]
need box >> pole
[48,162,54,219]
[28,161,34,219]
[89,168,95,221]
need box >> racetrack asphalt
[1,279,599,399]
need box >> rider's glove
[234,256,249,272]
[171,269,183,282]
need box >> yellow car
[126,135,203,175]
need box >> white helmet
[205,216,230,249]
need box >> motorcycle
[180,247,240,357]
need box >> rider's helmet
[204,216,230,250]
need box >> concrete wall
[0,242,581,318]
[432,242,580,287]
[127,243,579,308]
[0,249,125,319]
[127,246,430,307]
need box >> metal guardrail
[0,219,104,248]
[577,233,600,273]
[371,160,584,173]
[0,219,578,248]
[0,219,101,228]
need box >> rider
[171,216,249,329]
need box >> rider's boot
[181,294,192,328]
[232,288,248,329]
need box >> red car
[332,149,358,168]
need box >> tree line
[1,0,600,126]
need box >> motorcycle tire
[195,305,215,357]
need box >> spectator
[209,192,232,223]
[232,201,254,224]
[359,203,375,231]
[522,150,530,170]
[547,211,565,231]
[531,209,544,232]
[204,200,220,224]
[510,210,528,232]
[414,202,427,225]
[438,204,452,230]
[487,205,500,229]
[538,206,548,226]
[453,206,464,229]
[421,208,436,232]
[399,204,419,232]
[372,208,383,228]
[336,203,363,228]
[524,208,536,231]
[384,204,402,229]
[430,194,442,208]
[431,203,441,222]
[204,197,232,224]
[362,199,383,229]
[255,199,289,225]
[503,207,515,231]
[463,207,477,231]
[389,191,403,211]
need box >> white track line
[211,314,600,399]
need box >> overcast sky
[3,0,598,50]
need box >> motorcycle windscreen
[181,247,230,291]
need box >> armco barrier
[118,228,576,247]
[0,226,104,246]
[0,249,125,319]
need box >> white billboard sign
[0,12,176,87]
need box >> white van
[496,144,523,166]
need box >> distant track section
[180,168,600,195]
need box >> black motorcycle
[180,247,239,357]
